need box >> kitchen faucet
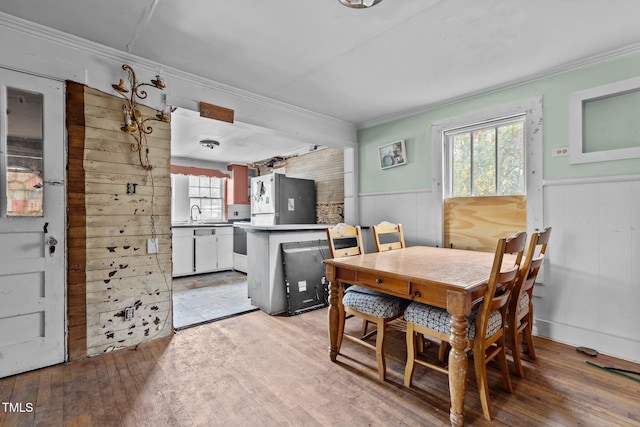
[190,204,202,222]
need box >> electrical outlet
[124,306,135,320]
[147,238,158,254]
[552,146,569,157]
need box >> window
[445,116,525,198]
[5,88,44,217]
[188,175,225,221]
[569,75,640,164]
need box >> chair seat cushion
[404,302,502,340]
[343,286,408,318]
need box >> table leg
[447,291,469,427]
[326,265,339,362]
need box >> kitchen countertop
[171,222,234,228]
[236,223,332,231]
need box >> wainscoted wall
[280,147,345,224]
[67,83,173,358]
[540,176,640,363]
[359,177,640,363]
[359,189,438,248]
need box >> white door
[0,68,65,378]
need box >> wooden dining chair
[403,231,527,421]
[372,221,406,252]
[325,223,408,381]
[370,220,433,351]
[507,227,552,378]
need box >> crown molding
[0,11,355,132]
[358,41,640,129]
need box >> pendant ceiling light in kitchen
[339,0,382,8]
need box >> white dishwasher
[194,228,218,273]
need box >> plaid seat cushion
[404,302,502,340]
[343,286,408,318]
[519,292,530,314]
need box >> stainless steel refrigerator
[250,173,316,226]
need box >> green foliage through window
[446,117,524,197]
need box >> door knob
[46,236,58,256]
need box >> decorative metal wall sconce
[112,64,174,170]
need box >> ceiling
[2,0,640,163]
[171,108,320,165]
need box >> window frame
[429,97,543,248]
[187,175,225,222]
[443,114,526,198]
[569,75,640,164]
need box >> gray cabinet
[172,226,234,277]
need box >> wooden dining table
[323,245,509,427]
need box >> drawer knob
[414,291,422,298]
[375,278,383,284]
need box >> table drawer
[409,283,447,307]
[409,282,484,310]
[355,272,410,295]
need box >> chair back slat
[372,221,406,252]
[475,231,527,341]
[511,227,552,312]
[326,223,365,259]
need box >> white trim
[569,75,640,164]
[535,318,639,363]
[543,173,640,187]
[359,188,431,198]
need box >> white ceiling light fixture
[339,0,382,8]
[200,139,220,149]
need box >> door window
[4,88,44,217]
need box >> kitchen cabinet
[172,228,195,276]
[171,225,234,277]
[217,231,233,270]
[194,229,218,273]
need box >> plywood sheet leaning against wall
[68,84,173,357]
[444,195,526,252]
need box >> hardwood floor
[1,308,638,426]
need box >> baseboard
[534,318,640,363]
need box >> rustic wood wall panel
[285,147,344,224]
[444,195,527,252]
[67,85,173,357]
[66,81,87,361]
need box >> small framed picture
[378,140,407,169]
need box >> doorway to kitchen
[172,270,257,330]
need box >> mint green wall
[358,51,640,193]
